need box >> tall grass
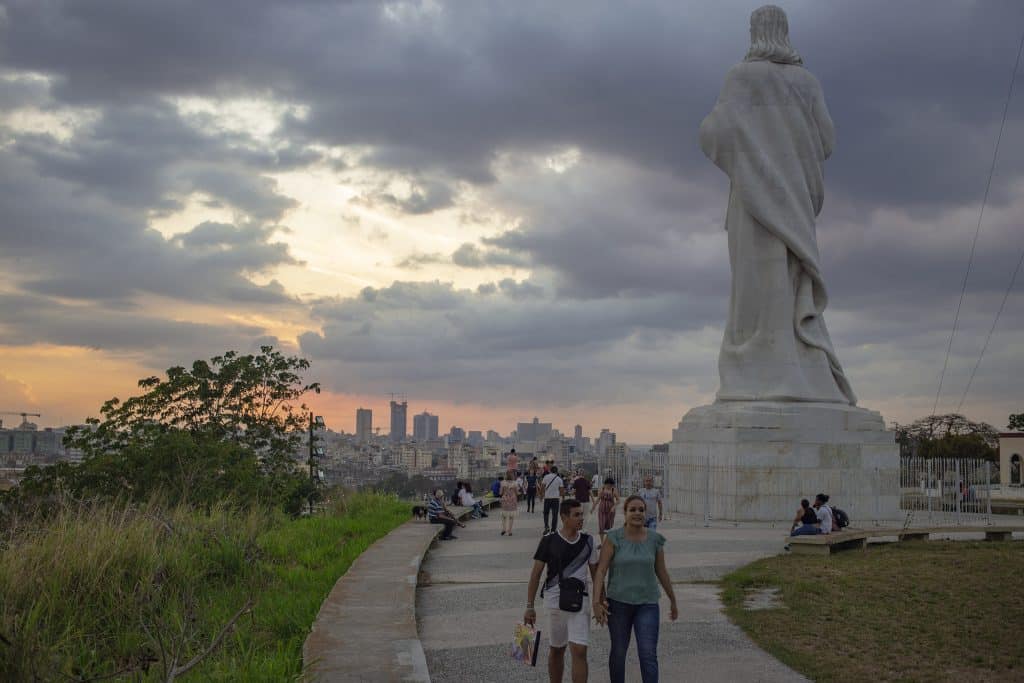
[0,491,408,681]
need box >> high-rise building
[413,411,439,441]
[597,428,616,457]
[467,430,484,447]
[448,425,465,443]
[516,417,552,442]
[356,408,372,442]
[390,400,407,443]
[574,424,583,440]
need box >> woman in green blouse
[592,495,677,683]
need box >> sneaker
[500,531,506,536]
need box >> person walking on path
[427,488,465,541]
[592,495,678,683]
[507,448,519,476]
[525,470,539,513]
[637,476,663,530]
[571,470,591,507]
[590,471,602,503]
[591,477,619,542]
[525,499,600,683]
[541,466,566,534]
[500,471,519,536]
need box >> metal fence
[600,450,670,503]
[900,455,995,525]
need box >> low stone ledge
[302,500,498,682]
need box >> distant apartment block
[413,412,439,441]
[390,400,407,444]
[449,426,466,443]
[356,408,373,442]
[517,417,552,443]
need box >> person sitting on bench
[459,483,488,518]
[790,499,822,536]
[428,489,464,540]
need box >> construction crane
[0,411,42,429]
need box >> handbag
[556,535,591,612]
[558,574,587,612]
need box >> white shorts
[547,602,592,648]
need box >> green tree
[3,347,320,519]
[894,413,998,461]
[1008,413,1024,431]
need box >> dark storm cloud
[0,149,300,306]
[5,1,1022,208]
[0,291,270,354]
[1,0,1022,423]
[298,279,723,403]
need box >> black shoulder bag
[556,534,592,613]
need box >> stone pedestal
[668,401,900,523]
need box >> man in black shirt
[525,499,599,683]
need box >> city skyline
[1,2,1023,443]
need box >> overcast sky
[1,1,1022,442]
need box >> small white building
[1000,432,1024,488]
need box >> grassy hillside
[0,492,408,681]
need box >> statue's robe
[699,59,856,405]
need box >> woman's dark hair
[801,508,818,525]
[800,498,811,510]
[622,495,646,513]
[464,482,472,493]
[604,477,615,486]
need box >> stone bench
[787,525,1020,556]
[302,498,499,681]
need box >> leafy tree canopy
[3,347,320,520]
[893,413,998,460]
[1008,413,1024,431]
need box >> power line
[932,27,1024,416]
[956,245,1024,413]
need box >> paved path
[417,505,808,682]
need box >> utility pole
[309,413,326,515]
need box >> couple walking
[524,496,676,682]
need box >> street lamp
[309,414,326,515]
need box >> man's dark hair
[559,498,581,517]
[550,465,558,474]
[510,448,516,454]
[815,493,829,503]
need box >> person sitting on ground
[427,488,465,541]
[459,482,488,518]
[812,493,834,534]
[790,499,821,536]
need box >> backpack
[832,507,850,529]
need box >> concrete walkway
[417,506,808,682]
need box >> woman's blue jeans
[607,598,659,683]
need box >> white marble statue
[699,4,856,405]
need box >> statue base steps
[668,401,900,523]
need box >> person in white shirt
[541,466,566,535]
[813,493,833,534]
[637,476,664,530]
[459,483,488,519]
[590,472,602,502]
